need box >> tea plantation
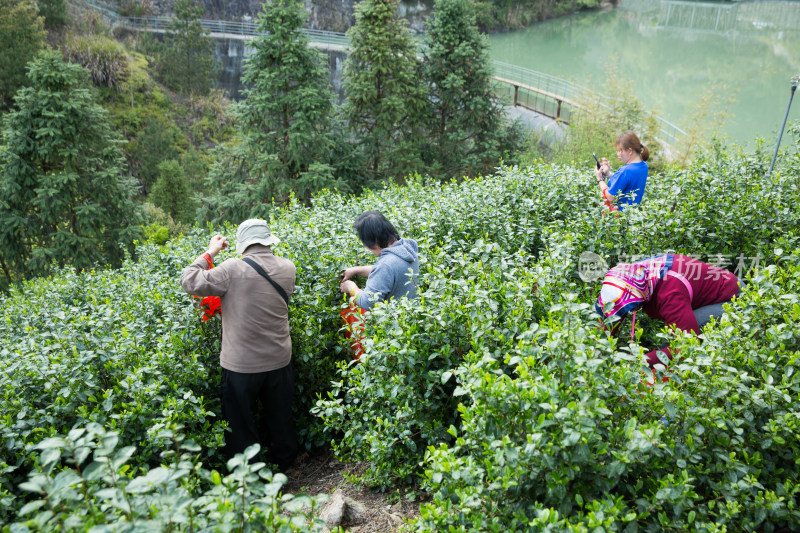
[2,141,800,531]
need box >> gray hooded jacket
[356,238,419,310]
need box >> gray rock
[387,512,405,527]
[343,496,367,523]
[319,489,346,528]
[319,489,369,527]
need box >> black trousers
[221,363,298,470]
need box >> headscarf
[595,254,674,332]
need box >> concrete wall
[214,37,348,101]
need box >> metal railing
[120,16,350,48]
[491,61,686,146]
[491,61,585,124]
[646,111,687,148]
[73,0,121,21]
[492,61,586,103]
[304,28,350,48]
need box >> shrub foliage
[63,35,129,89]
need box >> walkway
[121,16,349,52]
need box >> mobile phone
[592,153,600,169]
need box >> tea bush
[11,428,326,531]
[314,142,800,493]
[0,231,329,527]
[1,137,799,529]
[414,250,800,532]
[0,235,222,478]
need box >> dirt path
[285,448,423,532]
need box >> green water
[488,0,800,146]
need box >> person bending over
[339,210,419,310]
[596,254,741,367]
[595,131,650,211]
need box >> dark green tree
[342,0,426,184]
[0,50,142,284]
[150,159,194,223]
[422,0,521,178]
[0,0,46,109]
[157,0,217,96]
[198,144,272,224]
[37,0,67,28]
[199,0,346,224]
[180,147,208,191]
[131,116,184,194]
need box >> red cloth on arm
[643,255,740,367]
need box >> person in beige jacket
[180,219,297,470]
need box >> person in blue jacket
[594,131,650,211]
[339,211,419,310]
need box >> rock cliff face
[148,0,262,20]
[146,0,431,33]
[304,0,358,33]
[397,0,430,33]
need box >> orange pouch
[341,302,367,360]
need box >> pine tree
[157,0,217,96]
[199,0,345,224]
[0,0,46,109]
[342,0,426,184]
[131,116,184,194]
[150,159,194,223]
[37,0,68,28]
[0,50,142,284]
[422,0,521,178]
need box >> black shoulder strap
[242,257,290,306]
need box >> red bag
[603,196,620,215]
[643,367,670,388]
[341,300,367,360]
[195,295,221,322]
[193,256,221,322]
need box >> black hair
[353,210,400,249]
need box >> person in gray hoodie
[339,210,419,310]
